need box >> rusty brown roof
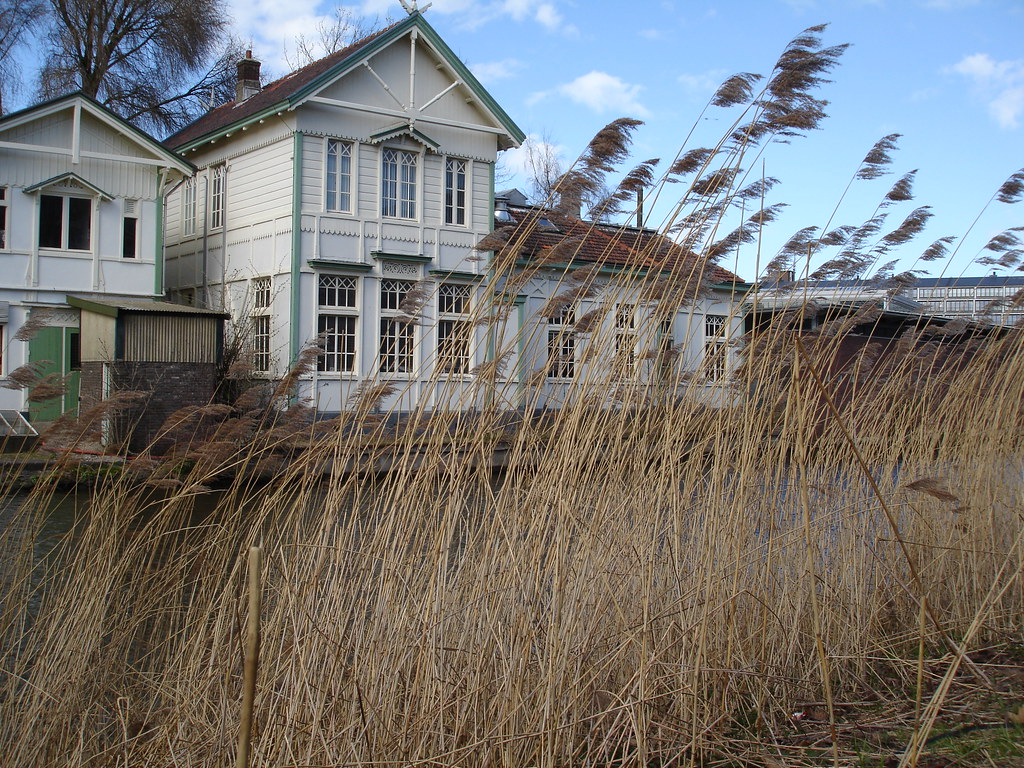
[164,21,403,149]
[499,205,743,283]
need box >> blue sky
[12,0,1023,281]
[238,0,1021,281]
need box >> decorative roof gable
[165,13,524,152]
[24,172,114,200]
[0,92,194,174]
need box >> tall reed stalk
[1,23,1022,767]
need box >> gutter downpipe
[155,169,165,296]
[201,174,210,308]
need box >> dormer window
[40,194,91,251]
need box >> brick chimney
[236,50,261,102]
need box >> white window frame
[614,304,636,374]
[437,283,472,374]
[444,157,468,226]
[546,304,575,380]
[251,276,272,374]
[703,314,729,382]
[317,275,359,374]
[0,187,8,249]
[381,148,418,219]
[38,193,93,251]
[379,279,415,374]
[122,199,139,259]
[325,139,353,213]
[209,165,225,230]
[183,178,197,236]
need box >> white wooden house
[162,11,525,414]
[483,195,747,412]
[0,93,194,423]
[162,11,747,416]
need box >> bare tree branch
[38,0,231,133]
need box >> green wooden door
[28,326,80,423]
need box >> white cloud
[228,0,333,71]
[536,71,649,117]
[677,69,729,96]
[535,3,561,30]
[639,28,668,41]
[950,52,1024,129]
[991,85,1024,129]
[432,0,577,34]
[470,58,525,84]
[500,133,568,179]
[231,0,574,73]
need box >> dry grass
[1,24,1023,767]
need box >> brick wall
[78,361,219,453]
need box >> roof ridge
[253,18,404,99]
[164,18,407,148]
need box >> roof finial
[398,0,431,14]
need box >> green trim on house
[287,12,524,147]
[409,15,525,148]
[290,131,304,366]
[155,170,164,295]
[372,251,432,263]
[308,259,374,272]
[172,102,291,153]
[169,13,524,154]
[428,269,484,282]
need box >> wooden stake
[236,546,262,768]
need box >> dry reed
[1,23,1022,768]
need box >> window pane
[183,180,196,236]
[445,158,466,225]
[318,314,356,373]
[210,166,224,228]
[547,329,574,378]
[439,283,470,314]
[122,216,137,258]
[380,279,412,310]
[379,317,413,373]
[253,315,271,372]
[438,319,470,373]
[68,197,91,250]
[326,140,352,212]
[381,149,398,217]
[39,195,63,248]
[400,152,416,218]
[318,275,357,308]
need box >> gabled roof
[67,295,229,318]
[0,92,194,175]
[165,12,525,152]
[24,172,113,200]
[495,204,743,285]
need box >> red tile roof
[498,205,742,284]
[164,21,402,149]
